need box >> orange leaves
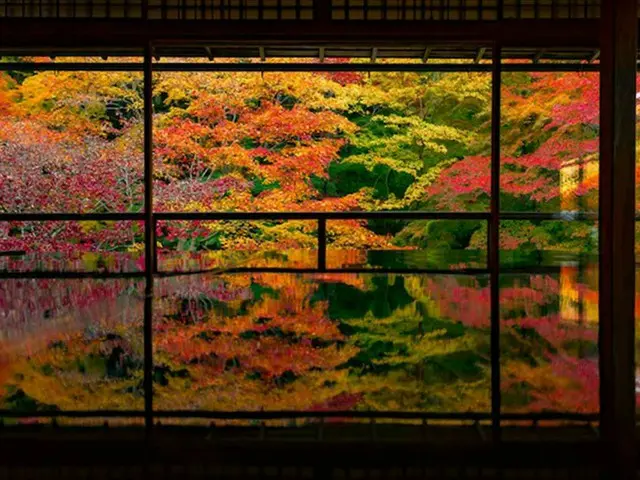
[153,273,355,383]
[0,73,16,116]
[17,71,143,137]
[429,72,601,210]
[256,138,346,187]
[156,321,353,378]
[187,96,227,124]
[327,220,397,250]
[159,330,354,378]
[153,78,360,227]
[238,101,355,144]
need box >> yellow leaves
[18,71,143,136]
[2,328,144,411]
[7,366,144,411]
[502,361,575,402]
[154,72,202,106]
[154,368,353,412]
[376,114,471,152]
[79,220,103,234]
[81,252,101,271]
[0,73,17,116]
[349,372,490,413]
[344,155,419,176]
[127,242,145,253]
[424,73,491,111]
[327,220,395,249]
[371,329,471,367]
[237,69,359,112]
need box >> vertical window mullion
[490,44,501,443]
[143,44,155,435]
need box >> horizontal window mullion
[154,211,491,221]
[0,212,145,221]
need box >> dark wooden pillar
[599,0,636,476]
[490,43,502,443]
[143,43,155,434]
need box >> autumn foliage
[0,60,631,418]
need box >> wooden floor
[0,424,609,478]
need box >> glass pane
[327,219,487,270]
[500,263,599,414]
[153,273,491,418]
[156,219,317,272]
[0,278,144,417]
[501,72,599,214]
[0,221,144,273]
[0,70,144,213]
[153,71,490,213]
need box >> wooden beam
[204,46,213,60]
[259,46,266,62]
[142,43,155,435]
[0,19,600,50]
[474,47,486,64]
[599,0,637,478]
[317,218,326,271]
[589,49,600,62]
[319,46,325,62]
[370,47,378,63]
[489,43,501,444]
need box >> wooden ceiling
[0,0,600,20]
[0,0,608,61]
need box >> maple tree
[427,72,601,211]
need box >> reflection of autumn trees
[0,279,144,411]
[501,266,599,413]
[153,274,360,411]
[0,266,603,415]
[151,273,492,413]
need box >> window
[0,55,603,432]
